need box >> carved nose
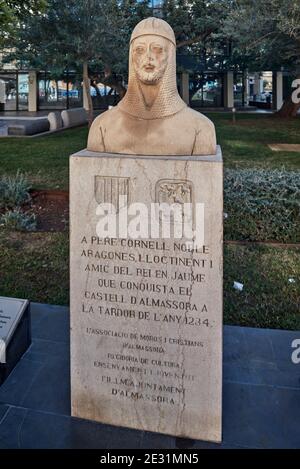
[147,49,154,61]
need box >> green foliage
[3,0,300,76]
[224,168,300,242]
[0,209,37,231]
[0,0,47,49]
[222,0,300,71]
[0,1,13,32]
[4,0,151,74]
[5,0,231,76]
[0,171,31,209]
[164,0,227,45]
[100,0,152,74]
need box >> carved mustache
[141,61,156,71]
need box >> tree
[162,0,231,75]
[0,0,47,48]
[6,0,233,122]
[5,0,151,125]
[222,0,300,117]
[163,0,227,48]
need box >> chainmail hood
[118,17,186,120]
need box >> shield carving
[156,179,193,205]
[155,179,194,228]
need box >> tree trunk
[102,66,127,99]
[275,76,300,118]
[275,96,300,118]
[83,61,93,127]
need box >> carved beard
[135,66,166,85]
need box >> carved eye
[153,46,163,54]
[135,46,145,54]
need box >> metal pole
[16,71,19,111]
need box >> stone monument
[0,297,31,385]
[87,17,216,156]
[70,17,222,442]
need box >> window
[38,71,83,110]
[38,73,67,109]
[190,73,223,108]
[0,73,17,111]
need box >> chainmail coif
[118,17,186,120]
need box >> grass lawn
[0,230,69,306]
[224,244,300,330]
[0,114,300,190]
[0,230,298,330]
[0,113,299,329]
[209,113,300,171]
[0,126,88,190]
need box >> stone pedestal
[70,148,223,442]
[0,297,31,385]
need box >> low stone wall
[3,107,87,138]
[7,119,49,136]
[61,108,87,128]
[48,112,63,131]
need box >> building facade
[0,67,291,113]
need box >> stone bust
[87,17,216,156]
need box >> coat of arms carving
[94,176,130,212]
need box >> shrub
[0,209,37,231]
[0,171,31,209]
[224,169,300,242]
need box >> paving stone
[0,302,299,448]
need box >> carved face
[132,35,169,85]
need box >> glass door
[18,73,29,110]
[0,73,17,111]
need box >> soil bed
[28,189,69,232]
